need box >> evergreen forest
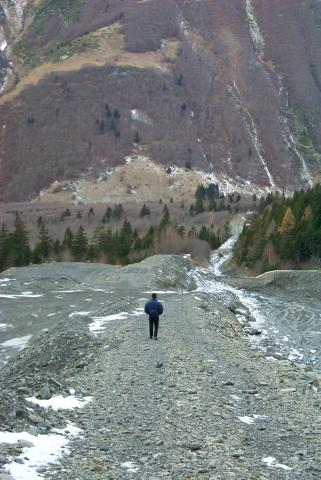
[234,184,321,272]
[0,207,223,273]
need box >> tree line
[189,183,245,216]
[0,207,224,272]
[234,185,321,272]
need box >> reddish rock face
[0,0,321,201]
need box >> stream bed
[192,237,321,369]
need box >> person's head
[152,293,157,299]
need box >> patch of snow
[288,348,304,362]
[121,461,140,473]
[128,308,144,316]
[90,312,129,333]
[131,109,153,125]
[2,422,82,480]
[230,395,242,401]
[262,456,292,471]
[0,293,43,299]
[266,356,277,361]
[26,395,92,411]
[68,311,92,318]
[97,167,115,182]
[239,414,268,425]
[0,323,13,331]
[143,290,176,294]
[0,39,7,51]
[52,290,84,293]
[47,312,56,317]
[1,334,32,350]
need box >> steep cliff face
[0,0,321,201]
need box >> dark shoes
[154,337,158,340]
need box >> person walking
[145,293,163,340]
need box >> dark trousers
[149,316,159,338]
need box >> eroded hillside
[0,0,321,201]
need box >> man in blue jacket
[145,293,163,340]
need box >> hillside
[0,0,321,201]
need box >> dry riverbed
[0,258,321,479]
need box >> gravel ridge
[1,257,321,479]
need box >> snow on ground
[52,290,84,294]
[262,456,292,471]
[238,415,268,425]
[90,312,129,333]
[1,423,82,480]
[68,311,92,318]
[143,290,178,295]
[121,461,140,473]
[26,395,93,411]
[1,334,32,350]
[288,348,304,362]
[90,308,144,334]
[0,323,13,331]
[0,293,43,299]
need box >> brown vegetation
[1,0,321,201]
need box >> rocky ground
[1,257,321,479]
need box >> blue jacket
[145,299,163,317]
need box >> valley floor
[0,259,321,479]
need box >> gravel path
[1,259,321,479]
[48,294,321,479]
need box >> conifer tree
[10,213,31,267]
[195,198,205,214]
[62,227,74,251]
[33,223,53,263]
[88,207,95,220]
[195,184,206,200]
[102,207,112,223]
[176,225,185,238]
[0,223,9,272]
[118,220,133,261]
[72,225,88,261]
[53,239,61,258]
[159,204,170,229]
[112,204,124,220]
[139,204,150,218]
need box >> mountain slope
[0,0,321,201]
